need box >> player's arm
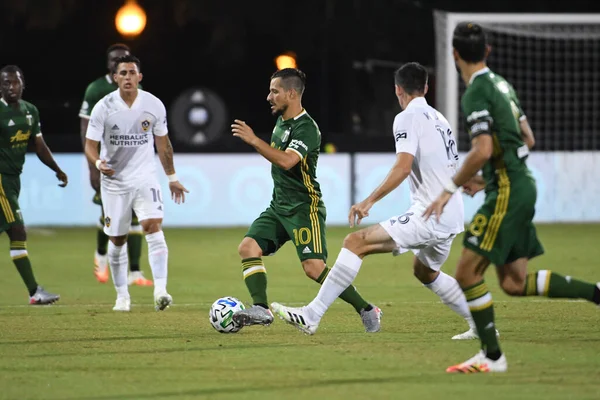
[231,119,300,170]
[84,103,114,177]
[520,117,535,149]
[349,114,416,227]
[30,108,68,187]
[154,104,188,204]
[80,87,101,190]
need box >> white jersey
[86,89,168,194]
[393,97,464,234]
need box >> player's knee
[110,235,127,246]
[413,261,437,284]
[141,219,162,234]
[238,237,262,258]
[342,231,363,254]
[500,278,525,296]
[302,259,324,280]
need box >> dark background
[1,0,599,153]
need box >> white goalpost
[434,11,600,151]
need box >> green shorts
[463,173,544,266]
[0,174,24,233]
[246,205,327,262]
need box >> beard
[272,103,287,116]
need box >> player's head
[267,68,306,116]
[452,22,489,67]
[106,43,131,73]
[0,65,25,104]
[394,62,428,110]
[113,55,143,93]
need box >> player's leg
[412,242,480,340]
[272,222,395,334]
[498,222,600,303]
[0,174,58,304]
[93,191,109,283]
[233,208,286,326]
[134,183,171,311]
[127,210,152,286]
[102,188,133,311]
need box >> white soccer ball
[209,297,245,333]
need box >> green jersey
[461,68,532,191]
[79,75,142,118]
[269,110,324,215]
[0,98,41,176]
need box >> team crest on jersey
[281,128,291,143]
[26,115,33,126]
[141,120,150,132]
[105,216,111,228]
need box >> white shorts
[101,181,164,237]
[379,205,457,271]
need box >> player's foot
[29,286,60,305]
[113,296,131,312]
[128,271,153,286]
[270,302,318,335]
[446,351,508,373]
[360,305,382,333]
[154,292,172,311]
[232,305,274,327]
[451,328,500,340]
[94,251,109,283]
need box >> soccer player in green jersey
[0,65,67,304]
[79,44,151,287]
[423,22,600,373]
[230,68,381,331]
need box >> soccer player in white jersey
[84,55,188,312]
[272,62,488,338]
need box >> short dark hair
[0,65,25,84]
[394,62,428,95]
[452,22,487,63]
[113,54,141,72]
[271,68,306,95]
[107,43,130,55]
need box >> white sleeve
[393,113,419,155]
[153,100,168,137]
[85,101,105,141]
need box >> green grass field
[1,224,599,400]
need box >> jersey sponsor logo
[7,119,15,126]
[289,139,308,152]
[466,109,491,123]
[10,130,31,143]
[395,131,407,141]
[141,119,151,132]
[109,133,149,147]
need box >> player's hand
[231,120,258,146]
[98,160,115,177]
[422,191,452,222]
[462,176,485,197]
[169,181,189,204]
[56,170,68,188]
[349,200,373,228]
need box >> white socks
[424,271,475,329]
[146,231,168,295]
[108,241,129,298]
[308,248,363,322]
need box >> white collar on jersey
[469,67,490,85]
[0,98,7,106]
[404,97,427,111]
[293,109,307,120]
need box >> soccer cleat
[128,271,153,286]
[270,302,318,335]
[155,293,173,311]
[29,286,60,305]
[232,305,274,327]
[451,328,501,340]
[446,352,508,373]
[113,296,131,312]
[94,251,109,283]
[360,305,382,333]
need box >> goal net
[434,11,600,151]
